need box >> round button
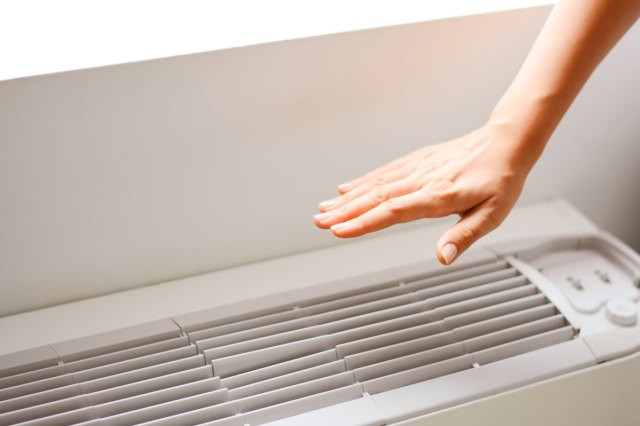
[605,298,638,326]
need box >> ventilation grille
[0,257,575,425]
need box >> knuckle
[436,189,456,206]
[372,174,389,186]
[381,198,404,216]
[381,197,416,223]
[485,208,505,231]
[334,206,349,221]
[425,178,457,206]
[482,209,498,227]
[419,189,452,217]
[456,224,478,245]
[403,176,422,193]
[427,177,454,194]
[368,184,389,204]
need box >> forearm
[316,0,640,263]
[490,0,640,171]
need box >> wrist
[486,91,563,173]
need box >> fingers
[319,166,415,213]
[327,187,455,237]
[435,200,502,265]
[314,178,418,229]
[336,156,412,195]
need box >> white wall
[0,0,554,81]
[1,6,638,316]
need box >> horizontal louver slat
[425,276,529,308]
[463,315,566,353]
[16,405,95,426]
[0,345,198,404]
[403,261,509,290]
[65,336,190,373]
[92,378,222,418]
[304,293,419,328]
[452,304,557,341]
[86,366,214,406]
[0,255,580,425]
[187,310,303,343]
[442,293,547,329]
[300,285,409,316]
[242,384,363,425]
[228,360,346,400]
[235,371,355,413]
[0,347,60,380]
[353,343,466,382]
[72,346,197,383]
[220,350,337,389]
[0,392,88,425]
[0,373,75,402]
[195,317,315,352]
[321,301,427,336]
[472,326,574,365]
[198,415,246,426]
[51,319,182,363]
[94,389,228,426]
[344,333,458,370]
[204,327,327,362]
[409,268,517,297]
[0,382,81,415]
[432,284,538,319]
[136,400,239,426]
[79,355,206,394]
[335,315,445,358]
[211,336,333,377]
[171,294,295,334]
[0,364,67,391]
[362,355,474,395]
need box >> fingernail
[442,243,458,265]
[314,212,333,223]
[318,200,337,210]
[331,222,349,231]
[338,182,352,192]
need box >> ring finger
[319,165,415,212]
[314,177,418,228]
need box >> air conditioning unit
[1,200,639,426]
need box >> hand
[313,124,530,265]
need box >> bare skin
[314,0,640,265]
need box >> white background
[0,0,552,81]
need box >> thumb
[436,204,496,265]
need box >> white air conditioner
[1,199,639,426]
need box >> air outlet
[4,234,637,425]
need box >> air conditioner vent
[0,251,587,426]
